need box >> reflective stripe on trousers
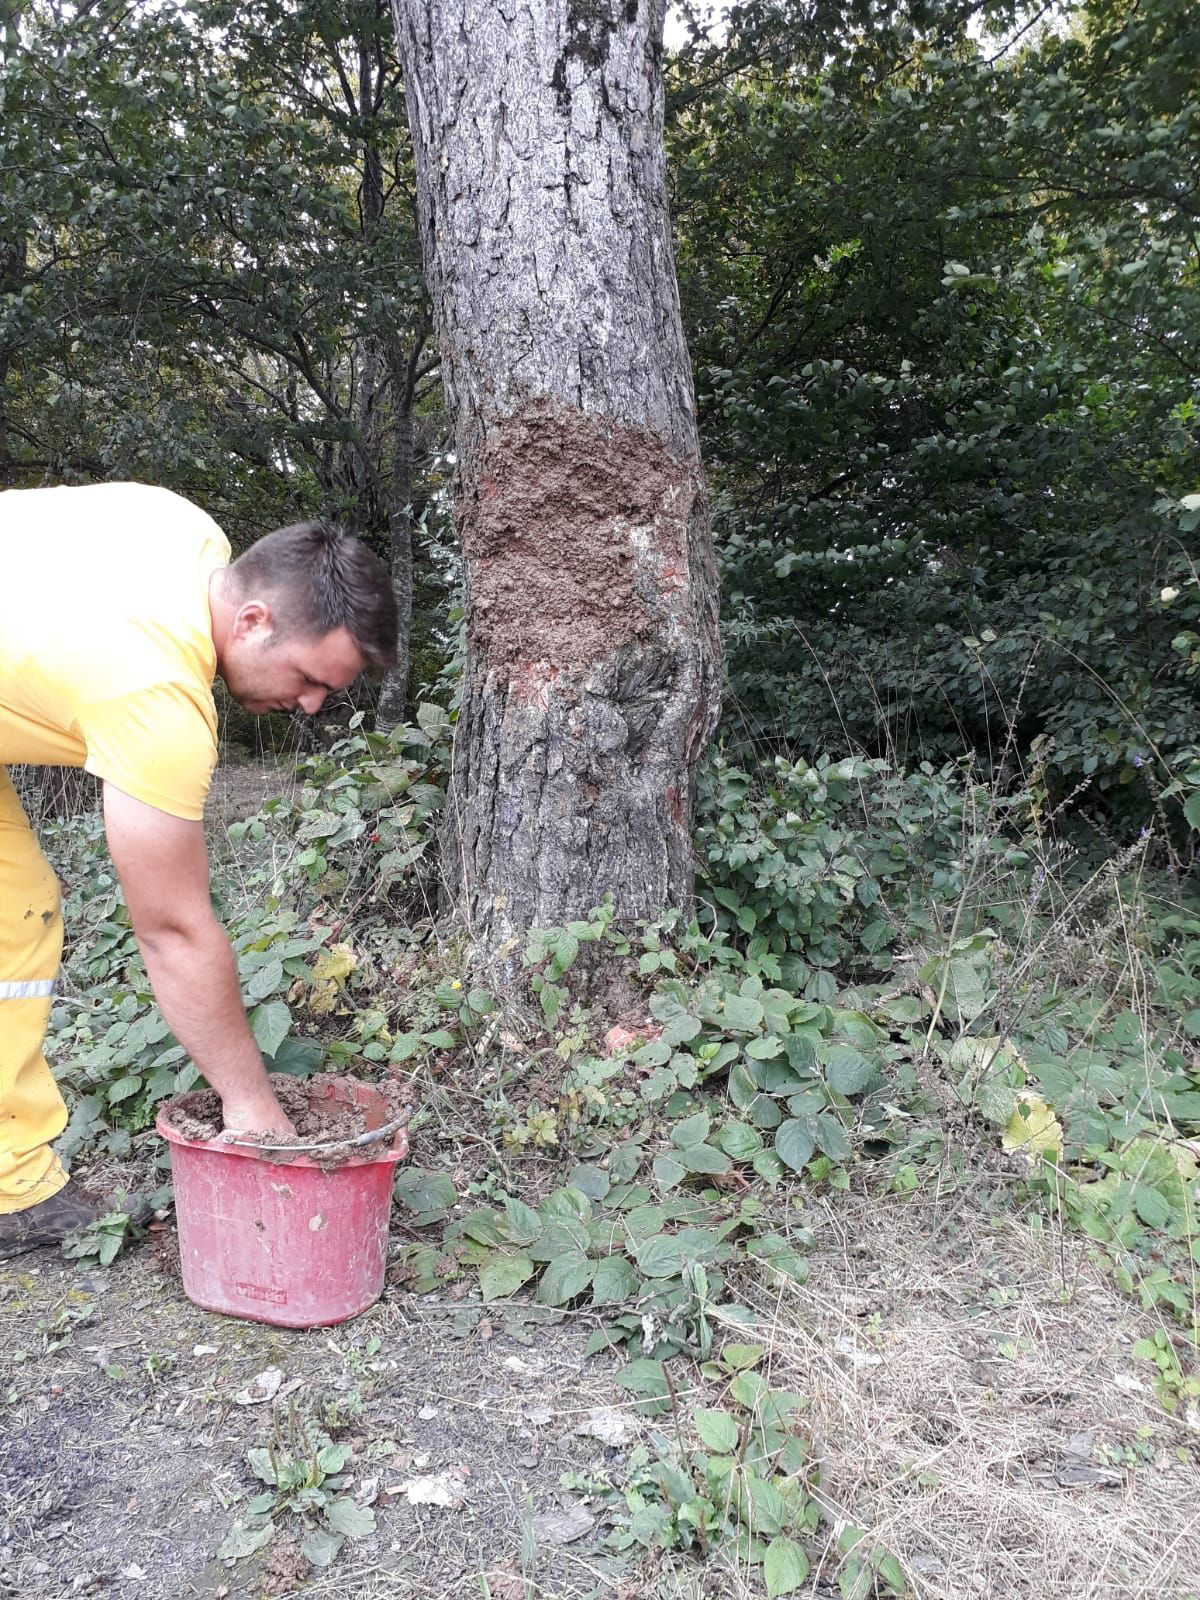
[0,980,56,1000]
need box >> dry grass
[686,1181,1200,1600]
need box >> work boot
[0,1184,146,1261]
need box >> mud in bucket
[157,1077,409,1328]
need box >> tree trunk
[373,372,416,727]
[391,0,721,953]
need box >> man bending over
[0,482,397,1257]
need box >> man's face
[220,603,366,716]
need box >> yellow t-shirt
[0,482,230,820]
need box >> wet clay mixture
[161,1073,410,1166]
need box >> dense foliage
[669,0,1199,829]
[4,0,1197,809]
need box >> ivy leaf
[764,1534,811,1596]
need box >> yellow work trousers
[0,767,69,1213]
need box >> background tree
[391,0,723,952]
[670,0,1199,828]
[0,0,442,714]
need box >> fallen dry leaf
[575,1407,636,1447]
[531,1498,595,1546]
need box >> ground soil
[3,1179,1197,1600]
[0,1241,630,1600]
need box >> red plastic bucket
[157,1078,409,1328]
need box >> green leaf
[1133,1185,1172,1229]
[636,1232,690,1278]
[730,1369,768,1410]
[324,1497,376,1538]
[671,1110,711,1149]
[824,1045,873,1096]
[717,1120,763,1161]
[301,1527,344,1568]
[721,1342,764,1372]
[537,1252,593,1305]
[775,1118,815,1173]
[567,1163,611,1200]
[615,1357,670,1412]
[245,957,284,1001]
[765,1534,811,1597]
[750,1094,783,1130]
[815,1111,850,1162]
[1184,792,1200,830]
[394,1168,457,1215]
[246,1447,277,1485]
[723,994,765,1032]
[590,1255,639,1306]
[743,1471,787,1535]
[652,1152,686,1190]
[217,1519,274,1562]
[249,1000,291,1060]
[729,1061,759,1108]
[662,1012,702,1045]
[501,1196,543,1245]
[479,1251,535,1300]
[694,1407,739,1452]
[753,1148,784,1183]
[680,1142,730,1175]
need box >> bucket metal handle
[223,1109,411,1156]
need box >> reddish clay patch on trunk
[462,399,702,672]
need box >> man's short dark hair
[229,520,398,672]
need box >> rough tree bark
[391,0,721,953]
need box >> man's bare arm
[102,783,295,1136]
